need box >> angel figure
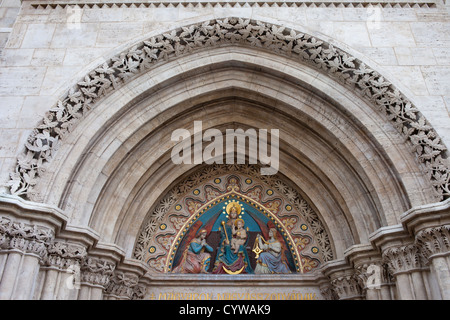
[173,229,213,274]
[254,228,291,274]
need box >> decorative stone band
[382,244,425,276]
[80,257,116,288]
[27,1,439,9]
[0,216,54,259]
[416,225,450,260]
[6,17,449,201]
[104,271,140,300]
[43,241,88,271]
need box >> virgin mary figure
[212,202,253,274]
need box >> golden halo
[226,200,242,215]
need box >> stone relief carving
[5,17,449,202]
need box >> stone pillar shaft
[382,244,428,300]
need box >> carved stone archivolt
[5,17,449,203]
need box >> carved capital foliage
[6,17,449,203]
[416,225,450,259]
[104,271,140,300]
[382,244,424,276]
[80,257,116,288]
[330,274,363,300]
[0,216,53,258]
[43,241,87,270]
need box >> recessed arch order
[6,17,450,264]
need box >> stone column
[382,244,428,300]
[40,241,87,299]
[416,225,450,299]
[0,217,53,300]
[79,257,115,300]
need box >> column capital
[103,259,149,300]
[104,271,139,300]
[344,243,393,290]
[43,241,87,270]
[320,259,364,300]
[416,225,450,260]
[0,216,53,258]
[382,243,425,276]
[80,256,116,289]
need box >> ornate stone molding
[0,216,54,258]
[80,257,116,288]
[416,225,450,260]
[26,0,439,10]
[382,244,425,276]
[5,17,449,202]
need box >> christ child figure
[230,218,247,253]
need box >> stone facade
[0,0,449,299]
